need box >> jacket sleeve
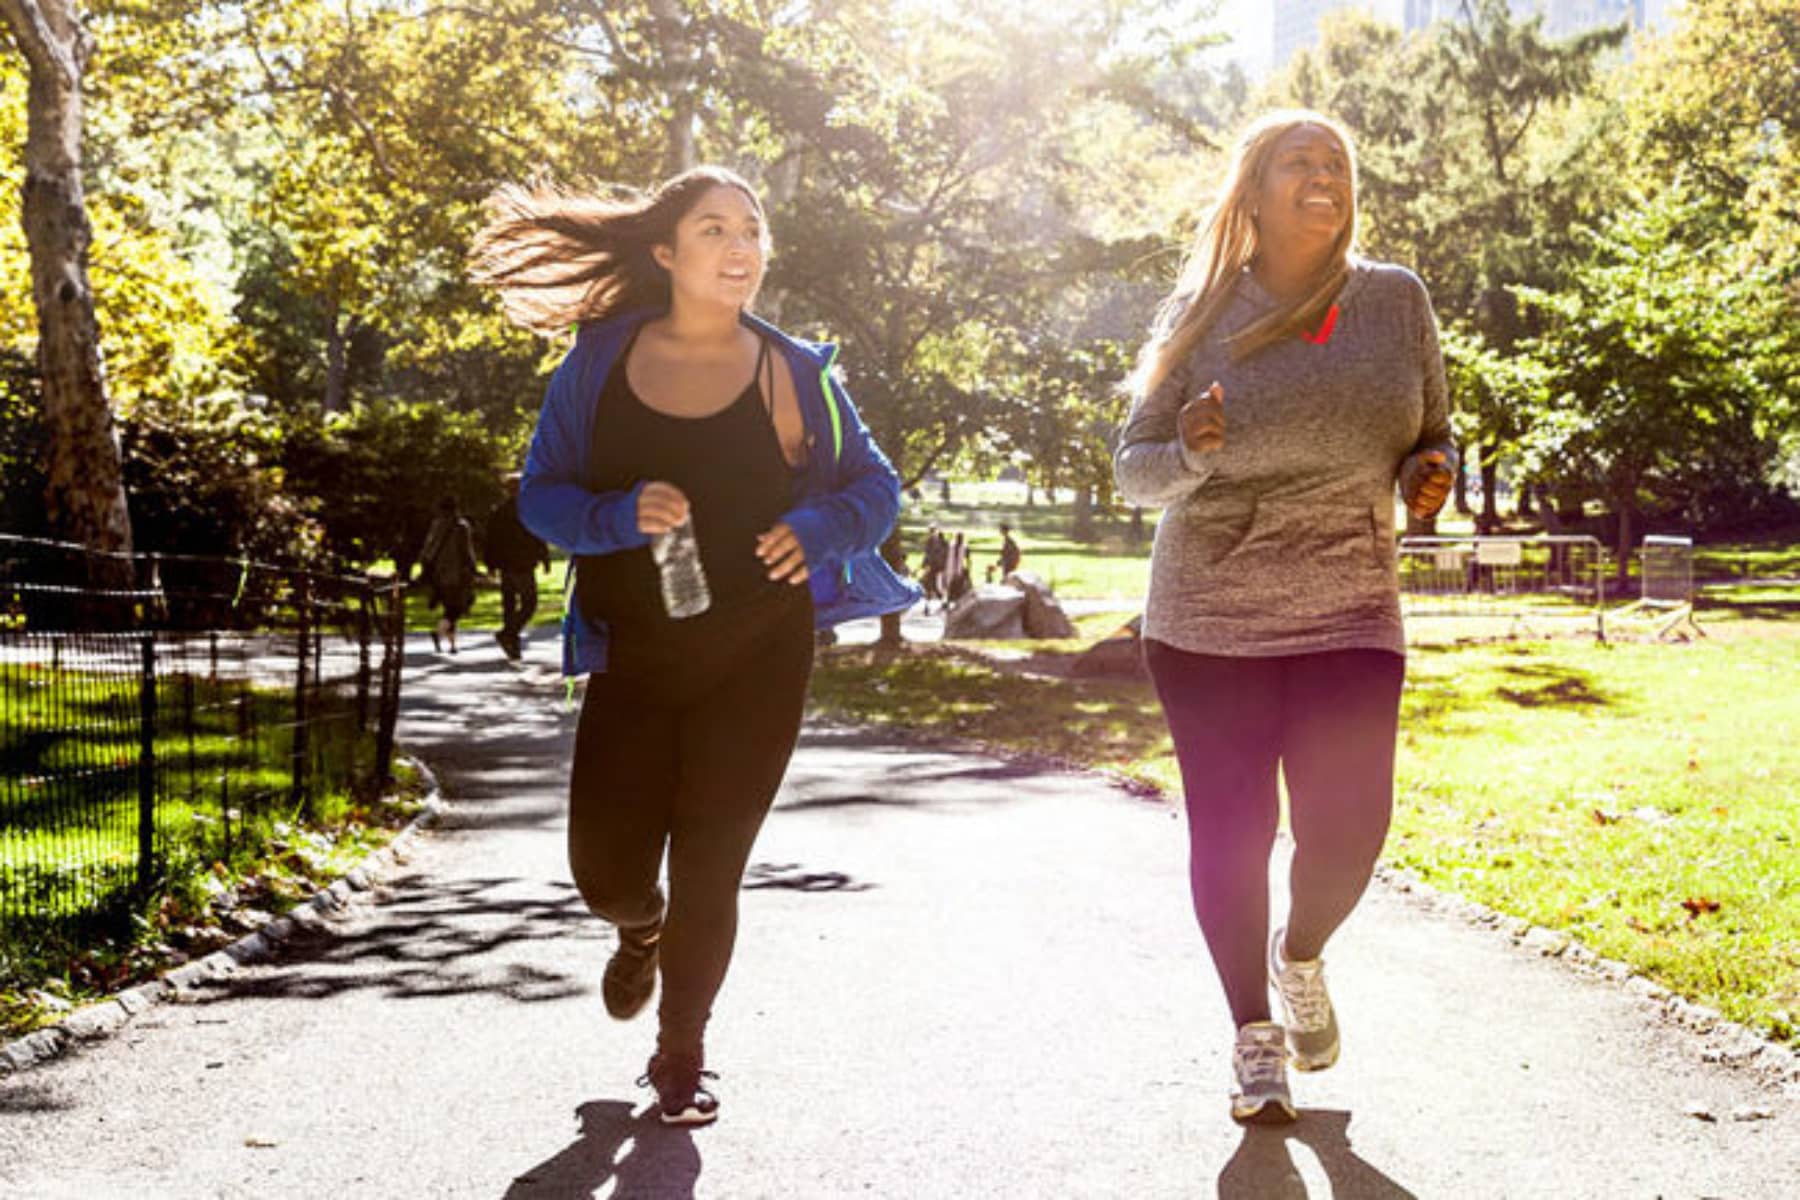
[1114,351,1216,508]
[517,345,650,556]
[779,370,901,569]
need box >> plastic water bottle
[651,516,711,619]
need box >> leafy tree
[0,0,133,556]
[1512,187,1800,579]
[1626,0,1799,275]
[281,400,514,576]
[119,394,322,562]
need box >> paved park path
[1,627,1794,1198]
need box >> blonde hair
[468,166,766,336]
[1132,110,1358,398]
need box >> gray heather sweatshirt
[1114,259,1455,658]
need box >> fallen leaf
[244,1137,279,1149]
[1681,1102,1716,1122]
[1681,897,1722,919]
[1592,808,1620,825]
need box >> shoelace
[637,1065,720,1093]
[1276,959,1331,1031]
[1235,1038,1287,1087]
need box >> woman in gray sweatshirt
[1115,109,1456,1125]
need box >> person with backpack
[417,494,479,654]
[471,165,918,1126]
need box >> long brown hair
[468,165,767,336]
[1131,110,1358,398]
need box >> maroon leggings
[1144,641,1405,1029]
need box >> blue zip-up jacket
[518,308,921,676]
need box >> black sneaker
[602,923,660,1020]
[639,1050,719,1126]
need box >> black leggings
[1144,641,1405,1030]
[569,585,814,1053]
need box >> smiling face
[653,184,769,312]
[1252,123,1353,254]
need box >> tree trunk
[877,530,906,647]
[1479,449,1499,534]
[1072,484,1094,542]
[1453,452,1471,515]
[1613,475,1637,589]
[1129,505,1145,545]
[5,0,133,559]
[649,0,697,175]
[323,307,349,413]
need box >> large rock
[1070,614,1147,679]
[941,573,1078,641]
[1005,572,1077,639]
[942,586,1026,640]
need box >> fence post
[291,574,311,819]
[355,584,372,735]
[373,582,404,787]
[137,634,157,893]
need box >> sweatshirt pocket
[1236,499,1388,575]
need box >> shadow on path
[506,1099,700,1200]
[1217,1109,1415,1199]
[181,874,597,1008]
[0,1082,74,1116]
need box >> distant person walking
[483,473,552,660]
[1114,110,1455,1124]
[998,522,1022,578]
[471,165,916,1126]
[417,495,479,654]
[920,525,949,612]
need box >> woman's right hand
[1179,381,1226,455]
[637,481,690,535]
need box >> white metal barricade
[1612,534,1702,640]
[1397,535,1609,640]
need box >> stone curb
[1373,862,1800,1093]
[0,756,446,1079]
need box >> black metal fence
[0,534,405,928]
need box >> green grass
[1692,527,1800,581]
[807,627,1800,1047]
[2,662,412,1036]
[1393,637,1800,1044]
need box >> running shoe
[1231,1020,1297,1125]
[1270,925,1340,1071]
[640,1050,720,1126]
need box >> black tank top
[578,330,797,629]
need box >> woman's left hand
[756,523,809,584]
[1402,450,1455,520]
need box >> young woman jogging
[471,166,917,1126]
[1114,111,1456,1124]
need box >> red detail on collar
[1301,304,1340,345]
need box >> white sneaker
[1270,926,1340,1071]
[1231,1021,1297,1124]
